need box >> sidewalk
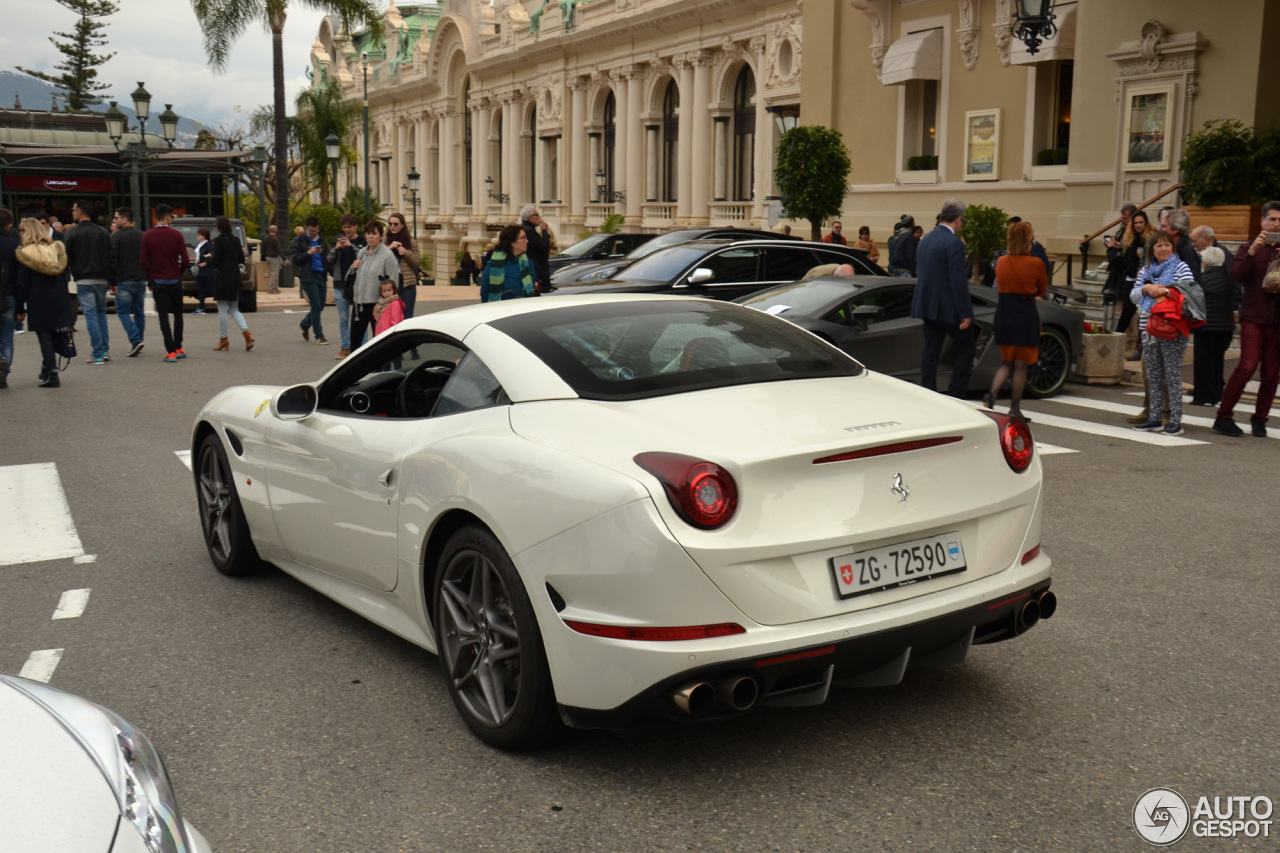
[247,282,481,309]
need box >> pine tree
[18,0,119,112]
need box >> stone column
[476,102,492,213]
[511,101,527,215]
[569,80,588,224]
[440,110,456,218]
[428,118,440,209]
[675,55,694,223]
[610,68,629,209]
[624,69,644,219]
[690,51,713,224]
[750,36,771,224]
[713,117,729,201]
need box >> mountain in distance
[0,70,216,147]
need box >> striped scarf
[485,250,535,301]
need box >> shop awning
[1012,2,1077,65]
[881,29,943,85]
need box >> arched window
[603,92,616,200]
[732,66,755,202]
[463,77,473,206]
[662,81,679,203]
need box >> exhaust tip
[1015,599,1041,635]
[715,674,759,712]
[1037,590,1058,620]
[671,681,715,715]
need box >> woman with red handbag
[1131,231,1196,435]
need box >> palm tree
[191,0,377,235]
[294,84,362,204]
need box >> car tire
[433,525,560,750]
[1025,327,1071,398]
[195,433,262,576]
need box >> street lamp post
[1011,0,1058,55]
[104,83,178,228]
[484,175,509,204]
[402,167,421,238]
[325,132,341,206]
[594,169,624,204]
[361,52,370,216]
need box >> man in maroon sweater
[139,204,191,362]
[1214,201,1280,438]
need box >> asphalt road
[2,304,1277,852]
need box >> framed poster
[964,109,1000,181]
[1123,84,1175,171]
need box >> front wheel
[195,433,262,576]
[1025,327,1071,398]
[434,525,560,749]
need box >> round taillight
[635,453,739,529]
[980,410,1035,472]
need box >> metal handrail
[1079,182,1183,246]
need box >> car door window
[822,300,857,326]
[434,352,511,416]
[765,247,821,281]
[853,286,916,324]
[318,332,467,417]
[689,247,760,284]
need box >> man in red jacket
[139,204,191,363]
[1214,202,1280,437]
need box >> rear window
[490,300,861,400]
[173,222,247,250]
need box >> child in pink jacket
[373,277,405,336]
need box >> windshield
[627,230,704,260]
[739,279,864,317]
[558,234,609,259]
[608,245,715,284]
[490,299,861,401]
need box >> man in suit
[911,198,976,396]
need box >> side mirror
[271,384,318,420]
[686,268,715,286]
[852,305,884,318]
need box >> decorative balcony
[709,202,751,226]
[641,203,677,229]
[584,203,618,227]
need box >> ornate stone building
[310,0,803,278]
[806,1,1280,258]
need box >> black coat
[211,232,245,301]
[521,221,551,287]
[14,252,75,332]
[1198,265,1237,332]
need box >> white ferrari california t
[192,294,1056,749]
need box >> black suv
[173,216,259,312]
[550,227,800,284]
[549,239,885,301]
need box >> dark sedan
[549,232,656,275]
[737,276,1083,398]
[550,226,803,284]
[549,240,886,303]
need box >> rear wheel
[1025,328,1071,398]
[195,434,262,576]
[433,525,560,749]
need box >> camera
[1264,232,1280,243]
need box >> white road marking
[0,463,86,566]
[1019,409,1208,446]
[73,554,97,564]
[1123,390,1280,417]
[175,450,192,471]
[1041,396,1280,440]
[52,589,91,620]
[19,649,64,683]
[1035,442,1078,456]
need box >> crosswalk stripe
[1123,391,1280,418]
[175,450,192,471]
[1018,409,1208,446]
[1035,442,1078,456]
[0,463,86,566]
[19,649,64,683]
[52,589,91,620]
[1040,396,1280,440]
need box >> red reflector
[753,645,837,668]
[987,592,1031,611]
[813,436,963,465]
[1021,544,1041,565]
[563,620,746,641]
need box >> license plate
[831,533,966,599]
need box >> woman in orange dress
[984,220,1048,420]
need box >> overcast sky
[3,0,340,129]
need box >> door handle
[378,469,393,488]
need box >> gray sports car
[738,276,1084,398]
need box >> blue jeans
[114,281,147,346]
[299,268,326,339]
[78,284,110,357]
[333,288,352,349]
[401,282,416,318]
[0,295,14,373]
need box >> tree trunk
[272,26,290,238]
[809,219,822,242]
